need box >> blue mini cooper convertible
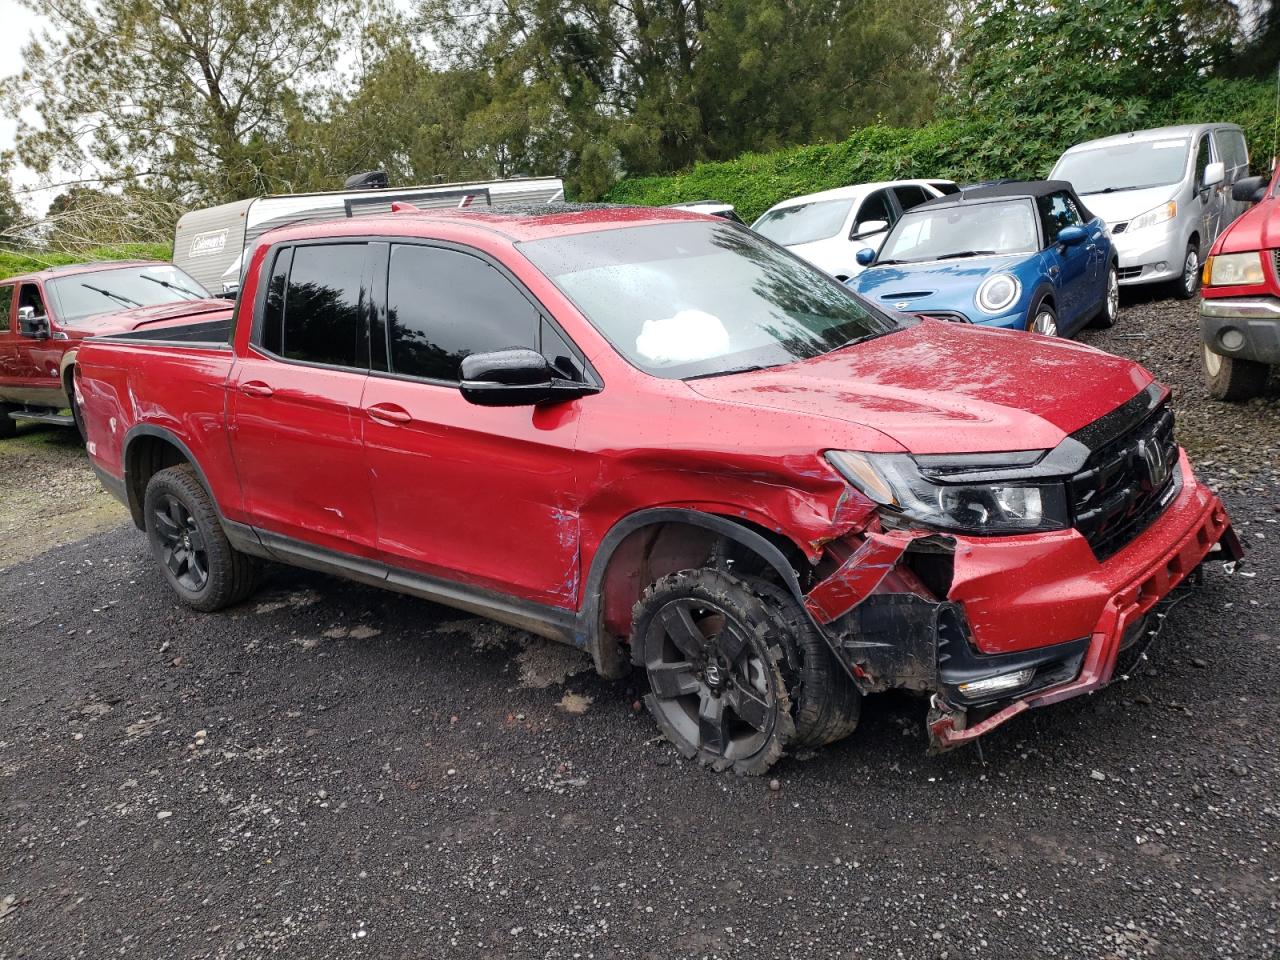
[846,181,1119,337]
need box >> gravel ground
[1,295,1277,959]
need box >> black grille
[1117,265,1142,281]
[1111,222,1128,234]
[1271,249,1280,279]
[1069,405,1178,561]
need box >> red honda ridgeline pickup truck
[75,208,1242,774]
[0,261,230,438]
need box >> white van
[1050,124,1250,298]
[173,177,566,295]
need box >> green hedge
[605,79,1278,223]
[0,243,174,281]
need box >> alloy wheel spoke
[187,550,206,585]
[186,527,206,553]
[153,510,180,540]
[697,691,729,756]
[648,662,702,700]
[716,626,747,665]
[728,684,770,732]
[164,546,185,577]
[660,603,708,660]
[167,498,186,529]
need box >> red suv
[75,208,1240,774]
[0,261,229,438]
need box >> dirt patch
[0,423,128,569]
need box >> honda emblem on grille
[1135,438,1171,491]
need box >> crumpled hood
[1076,186,1175,227]
[850,254,1025,310]
[686,320,1155,454]
[65,298,233,336]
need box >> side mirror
[1057,225,1088,246]
[1203,161,1225,190]
[459,348,599,407]
[851,219,889,241]
[855,247,877,266]
[1232,174,1268,203]
[17,305,49,339]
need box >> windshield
[47,264,211,325]
[1053,139,1190,194]
[877,199,1039,263]
[519,221,901,380]
[751,198,854,246]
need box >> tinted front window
[281,244,367,368]
[519,221,900,380]
[1053,138,1190,194]
[386,244,539,381]
[878,199,1039,263]
[1037,192,1084,244]
[752,199,854,246]
[46,265,210,325]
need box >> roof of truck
[0,260,162,285]
[258,205,713,246]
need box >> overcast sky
[1,0,53,211]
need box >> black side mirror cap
[459,348,599,407]
[1232,175,1269,203]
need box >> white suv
[751,179,958,280]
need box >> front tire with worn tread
[1203,344,1269,401]
[143,465,261,612]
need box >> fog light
[957,668,1035,698]
[1155,261,1168,273]
[1220,328,1246,351]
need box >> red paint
[76,208,1238,744]
[0,259,230,408]
[1204,170,1280,300]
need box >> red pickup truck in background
[1200,168,1280,400]
[0,260,231,438]
[74,207,1241,774]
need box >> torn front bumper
[802,454,1243,749]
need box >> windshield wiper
[80,283,142,307]
[1091,184,1159,194]
[936,250,998,260]
[140,275,205,299]
[687,364,770,380]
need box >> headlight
[1127,200,1177,232]
[826,450,1070,535]
[975,273,1021,314]
[1206,252,1265,287]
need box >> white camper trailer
[172,176,567,294]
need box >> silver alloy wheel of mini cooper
[1032,306,1059,336]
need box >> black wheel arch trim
[121,424,243,537]
[578,507,825,679]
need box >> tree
[0,176,23,245]
[951,0,1241,176]
[2,0,363,205]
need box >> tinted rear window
[280,244,367,368]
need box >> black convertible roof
[915,180,1075,209]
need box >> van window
[1214,129,1248,174]
[277,243,368,369]
[385,244,539,382]
[1195,135,1212,187]
[1053,139,1190,194]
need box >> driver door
[11,283,58,390]
[1037,192,1091,330]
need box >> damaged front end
[794,391,1245,751]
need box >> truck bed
[97,317,233,349]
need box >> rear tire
[1203,344,1269,401]
[0,404,16,440]
[143,465,261,612]
[1089,263,1119,329]
[66,372,86,442]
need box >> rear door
[1194,132,1224,246]
[227,241,379,557]
[1037,191,1093,328]
[360,240,587,606]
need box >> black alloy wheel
[151,493,210,592]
